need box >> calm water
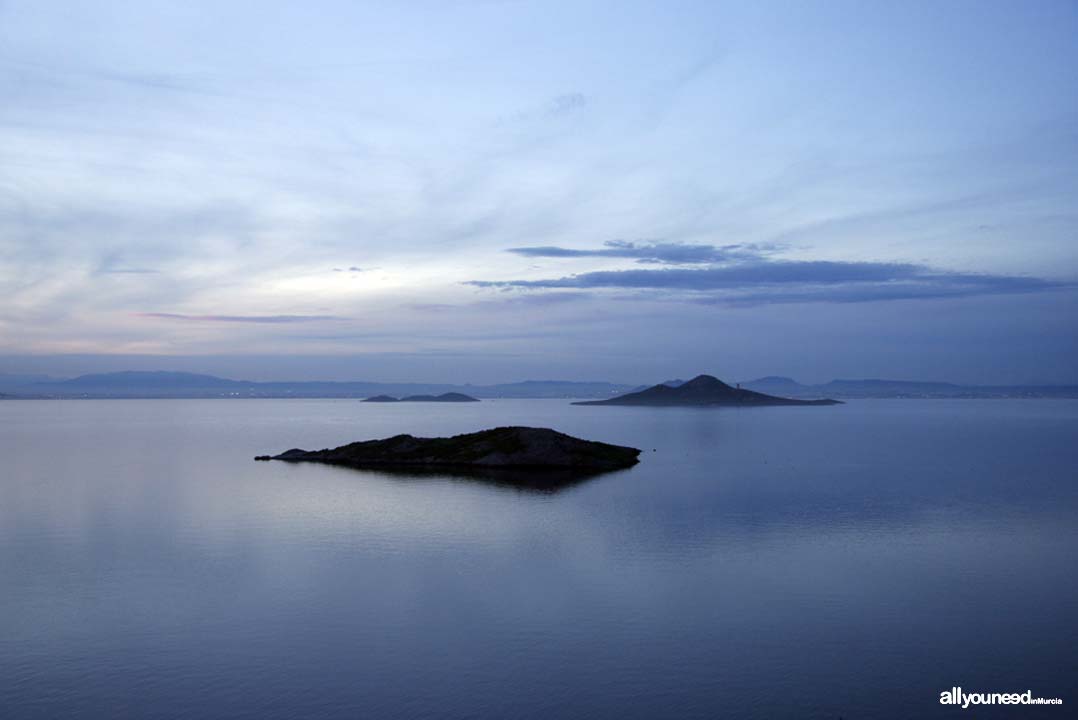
[1,399,1075,719]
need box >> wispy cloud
[95,253,160,275]
[698,275,1072,306]
[99,70,218,95]
[501,92,589,126]
[508,240,779,265]
[98,267,159,275]
[547,92,588,116]
[405,292,590,313]
[137,313,345,324]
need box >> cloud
[137,313,345,323]
[405,292,591,313]
[100,70,218,95]
[700,277,1070,306]
[508,240,778,265]
[501,92,589,126]
[472,291,591,308]
[466,260,1072,305]
[548,92,588,115]
[98,267,159,275]
[332,266,365,272]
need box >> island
[361,392,480,403]
[572,374,842,406]
[255,426,640,473]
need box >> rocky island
[362,392,479,403]
[255,426,641,473]
[573,374,842,407]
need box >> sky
[1,0,1076,384]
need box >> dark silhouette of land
[255,426,641,474]
[739,376,1064,399]
[401,392,479,402]
[10,372,634,399]
[573,374,841,406]
[361,392,479,403]
[3,370,1075,399]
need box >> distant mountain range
[0,371,636,399]
[739,376,1078,399]
[0,371,1074,400]
[361,392,479,403]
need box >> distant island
[362,392,479,403]
[573,374,842,407]
[255,426,641,474]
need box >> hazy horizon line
[3,364,1077,390]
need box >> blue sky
[1,0,1076,383]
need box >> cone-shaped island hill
[575,374,842,406]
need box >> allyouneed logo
[940,687,1063,709]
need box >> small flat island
[574,374,842,407]
[255,426,641,472]
[362,392,479,403]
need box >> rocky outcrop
[255,426,640,472]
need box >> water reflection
[266,459,636,493]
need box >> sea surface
[1,399,1075,719]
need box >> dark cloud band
[469,253,1070,305]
